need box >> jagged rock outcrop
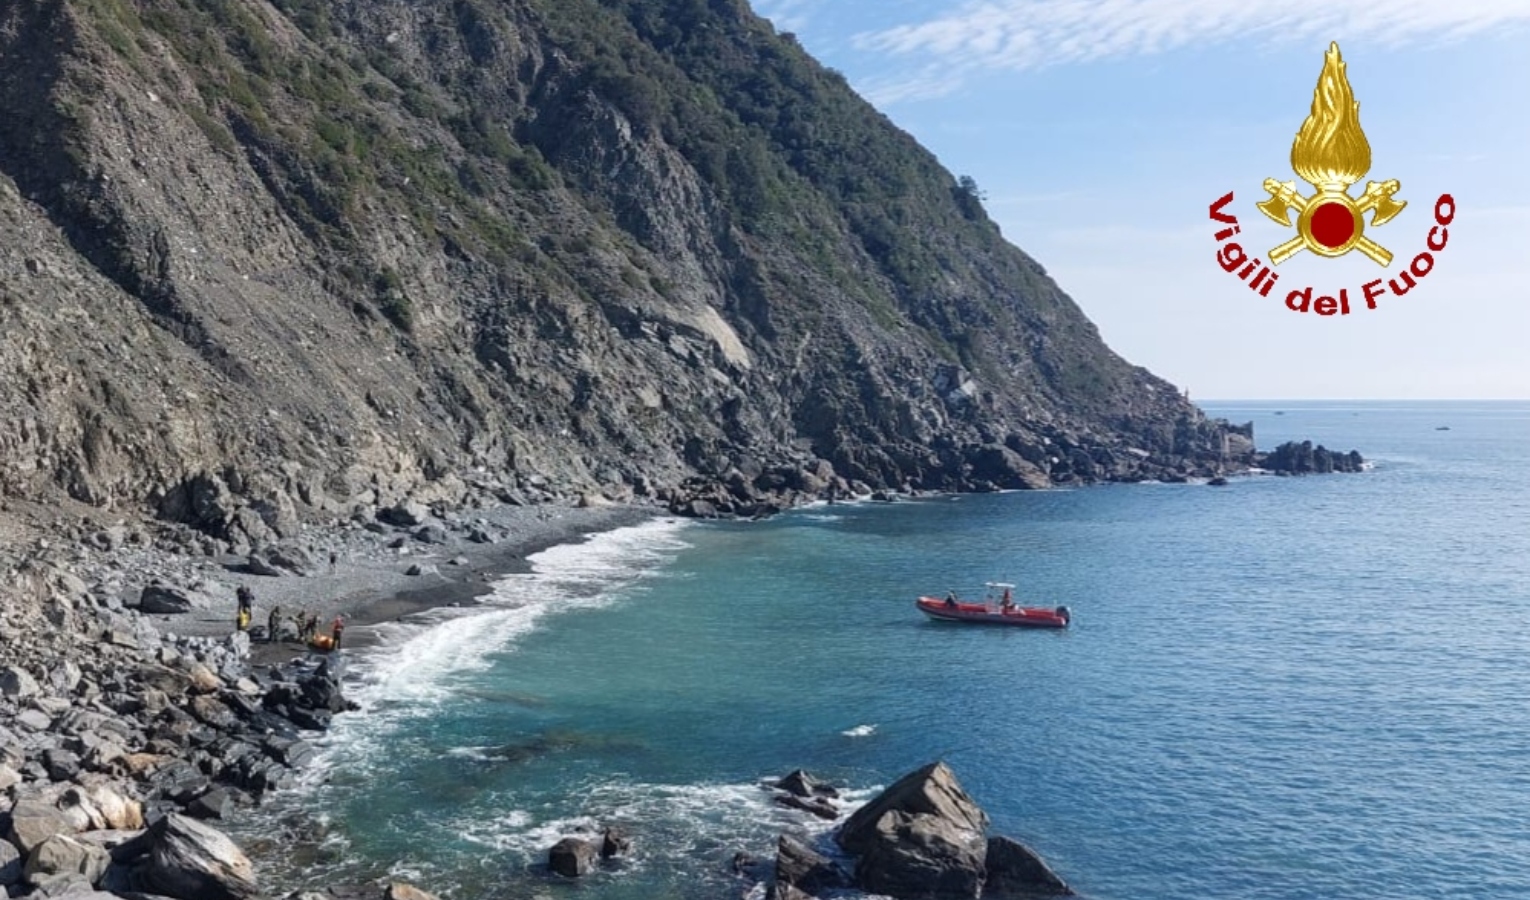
[0,0,1277,539]
[835,761,1071,899]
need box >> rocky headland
[0,0,1370,896]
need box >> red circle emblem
[1310,202,1356,249]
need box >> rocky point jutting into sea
[0,0,1365,897]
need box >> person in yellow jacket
[236,586,253,631]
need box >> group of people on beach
[235,586,345,649]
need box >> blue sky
[751,0,1530,399]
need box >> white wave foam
[449,777,884,863]
[842,724,877,737]
[277,517,694,789]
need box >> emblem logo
[1256,42,1405,266]
[1207,42,1455,316]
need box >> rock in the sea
[548,837,599,877]
[774,769,823,798]
[773,834,850,896]
[837,762,988,855]
[186,789,233,821]
[599,827,631,859]
[383,882,440,900]
[775,793,838,820]
[983,836,1073,897]
[138,813,258,900]
[836,762,990,899]
[854,809,987,899]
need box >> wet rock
[384,884,440,900]
[548,837,598,877]
[599,827,631,859]
[983,836,1073,897]
[838,762,987,854]
[138,813,258,900]
[774,769,837,799]
[836,762,990,899]
[774,834,850,896]
[186,789,232,821]
[853,809,986,899]
[774,794,839,820]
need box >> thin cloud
[853,0,1530,102]
[858,65,969,106]
[753,0,820,33]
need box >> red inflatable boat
[916,583,1071,629]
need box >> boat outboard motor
[1055,605,1071,623]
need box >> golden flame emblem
[1257,43,1405,266]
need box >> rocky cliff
[2,0,1248,546]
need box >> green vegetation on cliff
[0,0,1236,528]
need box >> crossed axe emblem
[1256,178,1407,266]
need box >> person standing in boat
[945,590,958,607]
[1001,587,1014,612]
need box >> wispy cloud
[853,0,1530,103]
[753,0,821,33]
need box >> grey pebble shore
[0,497,660,900]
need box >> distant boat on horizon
[1436,426,1451,431]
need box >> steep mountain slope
[0,0,1239,545]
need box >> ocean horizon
[231,400,1530,900]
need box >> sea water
[236,402,1530,899]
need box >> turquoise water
[243,402,1530,899]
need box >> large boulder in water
[854,809,987,898]
[138,813,258,900]
[836,762,990,899]
[983,836,1073,896]
[837,762,988,855]
[547,838,598,877]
